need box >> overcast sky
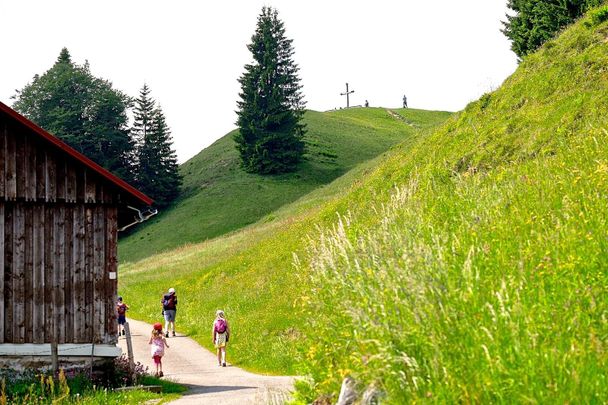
[0,0,518,163]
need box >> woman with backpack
[212,310,230,367]
[161,288,178,337]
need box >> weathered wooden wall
[0,113,122,346]
[0,203,118,344]
[0,117,120,204]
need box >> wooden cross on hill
[340,83,355,108]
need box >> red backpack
[214,318,227,334]
[116,303,127,315]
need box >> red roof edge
[0,101,153,206]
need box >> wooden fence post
[124,322,136,380]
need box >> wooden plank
[0,122,6,198]
[0,204,4,343]
[5,129,16,200]
[64,205,74,343]
[76,166,85,202]
[100,185,114,205]
[4,205,13,343]
[24,204,34,342]
[54,204,65,343]
[66,162,77,203]
[73,205,85,343]
[12,203,25,343]
[36,147,46,200]
[45,151,56,202]
[105,206,118,342]
[24,136,36,201]
[56,159,66,202]
[44,206,54,343]
[85,171,96,204]
[32,204,45,343]
[15,133,25,200]
[93,206,105,343]
[85,207,94,342]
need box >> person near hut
[161,288,178,337]
[149,322,170,377]
[212,310,231,367]
[116,296,129,336]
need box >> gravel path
[118,318,295,404]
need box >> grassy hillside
[119,108,450,262]
[117,108,450,374]
[121,6,608,402]
[295,8,608,403]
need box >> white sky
[0,0,518,163]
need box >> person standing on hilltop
[403,94,408,108]
[212,310,231,367]
[161,288,178,337]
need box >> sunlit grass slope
[119,108,450,262]
[295,8,608,403]
[122,9,608,401]
[117,108,450,374]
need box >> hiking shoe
[172,331,176,337]
[222,362,226,367]
[159,371,164,377]
[165,332,169,338]
[122,330,125,336]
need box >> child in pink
[149,322,169,377]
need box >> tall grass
[295,9,608,403]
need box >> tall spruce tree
[235,6,306,174]
[13,48,134,181]
[132,84,181,207]
[502,0,602,59]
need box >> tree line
[12,48,181,208]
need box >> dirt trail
[386,109,420,128]
[118,319,295,404]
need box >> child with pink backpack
[149,322,170,377]
[212,310,231,367]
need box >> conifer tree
[13,48,134,181]
[132,84,181,207]
[132,83,155,153]
[235,6,306,174]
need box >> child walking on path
[149,322,170,377]
[212,310,231,367]
[116,296,129,336]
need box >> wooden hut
[0,101,152,366]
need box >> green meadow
[118,108,451,374]
[120,6,608,403]
[119,108,450,263]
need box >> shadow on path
[181,385,257,395]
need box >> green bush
[590,5,608,25]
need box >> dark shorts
[164,310,176,322]
[153,355,162,364]
[118,315,126,325]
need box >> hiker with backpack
[116,296,129,337]
[161,288,178,337]
[212,310,231,367]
